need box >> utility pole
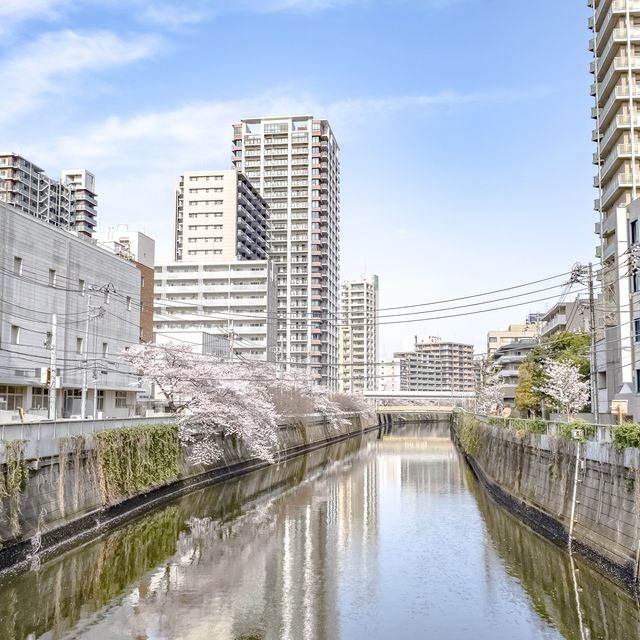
[80,290,92,419]
[48,313,57,420]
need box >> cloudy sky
[1,0,595,355]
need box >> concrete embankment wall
[0,413,376,571]
[452,415,640,591]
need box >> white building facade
[232,116,341,387]
[0,203,141,422]
[174,169,269,263]
[589,1,640,418]
[338,276,379,393]
[0,153,97,236]
[153,261,277,361]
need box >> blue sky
[0,0,595,355]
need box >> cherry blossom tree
[124,344,280,464]
[123,344,370,465]
[476,377,505,416]
[538,359,590,421]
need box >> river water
[1,421,640,640]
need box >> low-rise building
[540,298,590,339]
[378,358,401,393]
[153,261,276,361]
[94,224,155,342]
[0,202,141,422]
[489,339,537,410]
[487,321,541,358]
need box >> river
[1,421,639,639]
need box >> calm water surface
[1,422,639,639]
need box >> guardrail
[0,415,175,443]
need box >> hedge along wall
[453,413,640,590]
[0,413,372,553]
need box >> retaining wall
[0,413,376,571]
[452,415,640,591]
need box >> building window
[635,319,640,342]
[13,256,22,276]
[0,385,23,411]
[10,325,19,345]
[634,272,639,294]
[102,342,108,357]
[636,369,640,393]
[31,388,49,410]
[49,269,56,287]
[115,391,127,408]
[126,296,132,311]
[632,220,638,245]
[104,289,110,304]
[96,389,104,412]
[76,337,83,354]
[79,279,85,296]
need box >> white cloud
[15,87,539,262]
[0,30,163,125]
[0,0,71,31]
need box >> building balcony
[593,57,640,103]
[597,143,634,183]
[592,29,640,76]
[598,114,640,156]
[595,1,640,42]
[601,172,634,209]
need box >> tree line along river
[0,420,639,639]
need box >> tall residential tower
[232,116,340,387]
[589,0,640,413]
[338,276,379,394]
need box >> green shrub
[613,423,640,450]
[460,415,482,456]
[557,420,596,442]
[525,418,548,434]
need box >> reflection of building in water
[378,424,465,494]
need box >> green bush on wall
[95,424,180,503]
[557,421,596,443]
[459,414,482,457]
[613,423,640,450]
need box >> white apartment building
[378,358,401,393]
[0,202,141,422]
[232,116,341,388]
[393,336,475,393]
[174,169,269,263]
[589,0,640,417]
[0,153,97,236]
[153,261,276,361]
[338,276,379,393]
[155,330,230,357]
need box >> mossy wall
[0,413,373,553]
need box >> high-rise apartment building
[232,116,341,388]
[174,169,269,262]
[589,1,640,415]
[486,322,540,358]
[338,276,379,393]
[0,153,97,236]
[393,336,475,393]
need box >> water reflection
[0,422,639,639]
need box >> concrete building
[589,1,640,418]
[232,116,341,387]
[338,276,379,394]
[378,358,401,393]
[0,153,97,236]
[174,169,269,263]
[155,330,230,357]
[0,202,141,422]
[487,322,541,358]
[489,339,537,411]
[94,225,156,343]
[540,298,591,339]
[153,261,276,361]
[392,336,475,393]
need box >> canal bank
[3,420,639,640]
[452,412,640,593]
[0,412,376,573]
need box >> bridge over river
[0,418,638,639]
